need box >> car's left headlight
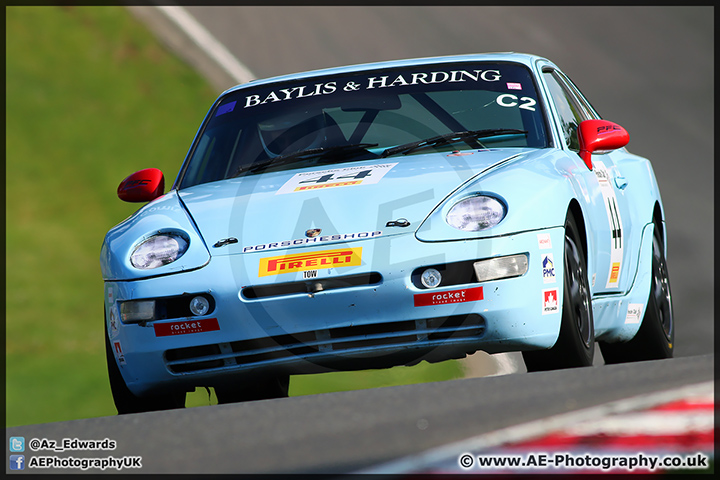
[445,195,506,231]
[130,233,189,269]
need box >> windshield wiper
[380,129,528,158]
[234,143,379,176]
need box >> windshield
[177,62,548,189]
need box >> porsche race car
[101,53,673,413]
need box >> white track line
[156,6,255,85]
[359,380,714,474]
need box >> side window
[543,70,592,151]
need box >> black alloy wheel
[523,214,595,371]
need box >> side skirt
[592,222,654,343]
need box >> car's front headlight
[130,233,189,269]
[445,195,506,231]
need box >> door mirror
[117,168,165,203]
[578,120,629,169]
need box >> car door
[540,66,634,295]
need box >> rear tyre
[523,214,595,372]
[600,220,674,363]
[215,376,290,404]
[105,314,185,414]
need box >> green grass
[6,5,217,426]
[6,6,466,426]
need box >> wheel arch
[567,198,588,263]
[652,201,666,250]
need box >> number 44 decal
[300,170,372,184]
[276,163,398,194]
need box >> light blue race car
[101,53,673,413]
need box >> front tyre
[523,214,595,371]
[600,220,674,363]
[105,312,186,414]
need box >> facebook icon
[9,454,25,470]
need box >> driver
[257,109,327,157]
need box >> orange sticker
[259,247,362,277]
[295,180,362,191]
[609,262,621,284]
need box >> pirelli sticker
[594,160,624,289]
[276,163,397,194]
[259,247,362,277]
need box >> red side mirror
[578,120,629,169]
[117,168,165,203]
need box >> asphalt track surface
[6,355,714,474]
[7,6,713,475]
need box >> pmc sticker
[276,163,397,194]
[541,254,556,284]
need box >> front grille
[242,272,383,299]
[164,314,485,374]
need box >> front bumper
[105,227,565,396]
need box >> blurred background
[5,6,712,427]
